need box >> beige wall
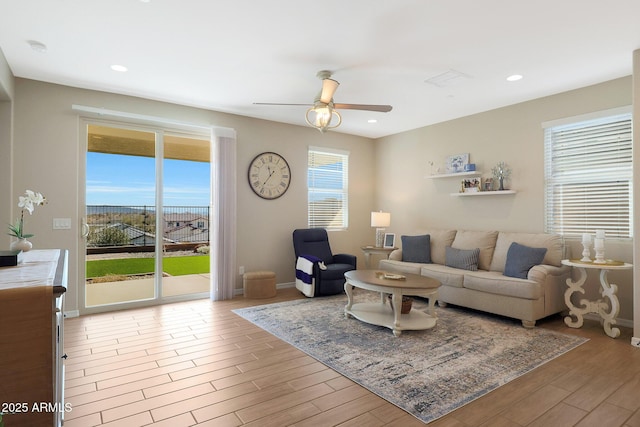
[0,49,13,237]
[0,48,13,100]
[633,49,640,342]
[11,78,374,313]
[375,77,636,324]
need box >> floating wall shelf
[425,171,481,179]
[451,190,516,197]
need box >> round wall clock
[248,151,291,199]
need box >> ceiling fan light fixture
[305,102,342,132]
[319,78,340,104]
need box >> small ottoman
[243,270,277,298]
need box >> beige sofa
[378,229,569,328]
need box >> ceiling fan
[254,70,393,132]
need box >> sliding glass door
[82,122,210,311]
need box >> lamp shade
[371,211,391,228]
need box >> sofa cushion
[463,271,543,300]
[401,234,431,263]
[420,264,465,288]
[503,242,547,279]
[445,246,480,271]
[490,232,564,272]
[418,229,457,265]
[451,230,498,270]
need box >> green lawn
[86,255,210,278]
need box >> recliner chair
[292,228,357,296]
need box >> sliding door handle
[81,218,90,238]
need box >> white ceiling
[1,0,639,138]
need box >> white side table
[360,246,397,269]
[561,259,632,338]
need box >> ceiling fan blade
[319,79,340,104]
[253,102,313,107]
[334,103,393,112]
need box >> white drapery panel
[210,128,237,300]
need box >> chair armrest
[333,253,357,268]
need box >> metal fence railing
[87,205,209,248]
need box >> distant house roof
[164,213,207,222]
[104,223,176,244]
[164,224,209,243]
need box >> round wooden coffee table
[344,270,441,337]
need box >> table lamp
[371,211,391,247]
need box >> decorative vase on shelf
[492,161,511,192]
[10,237,32,252]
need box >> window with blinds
[308,147,349,229]
[543,110,632,239]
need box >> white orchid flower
[17,190,45,215]
[8,189,46,239]
[27,190,45,205]
[18,195,35,214]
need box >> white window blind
[308,147,349,229]
[544,111,632,239]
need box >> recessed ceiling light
[110,64,128,72]
[27,40,47,53]
[506,74,523,82]
[368,119,378,124]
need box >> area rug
[233,293,588,424]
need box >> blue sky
[86,153,211,206]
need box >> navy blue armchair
[293,228,357,297]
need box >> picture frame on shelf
[383,233,396,248]
[462,178,481,193]
[483,178,494,191]
[446,153,469,173]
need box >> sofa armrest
[388,249,403,261]
[527,264,570,284]
[333,253,357,268]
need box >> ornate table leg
[564,266,621,338]
[391,291,402,337]
[564,266,588,328]
[363,252,372,269]
[598,269,620,338]
[344,281,354,318]
[427,292,438,318]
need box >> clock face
[248,152,291,199]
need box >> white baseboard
[277,282,295,289]
[236,281,296,296]
[583,313,633,328]
[631,337,640,348]
[64,310,79,318]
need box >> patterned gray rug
[233,293,587,424]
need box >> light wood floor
[63,287,640,426]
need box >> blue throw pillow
[445,246,480,271]
[503,242,547,279]
[401,235,431,263]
